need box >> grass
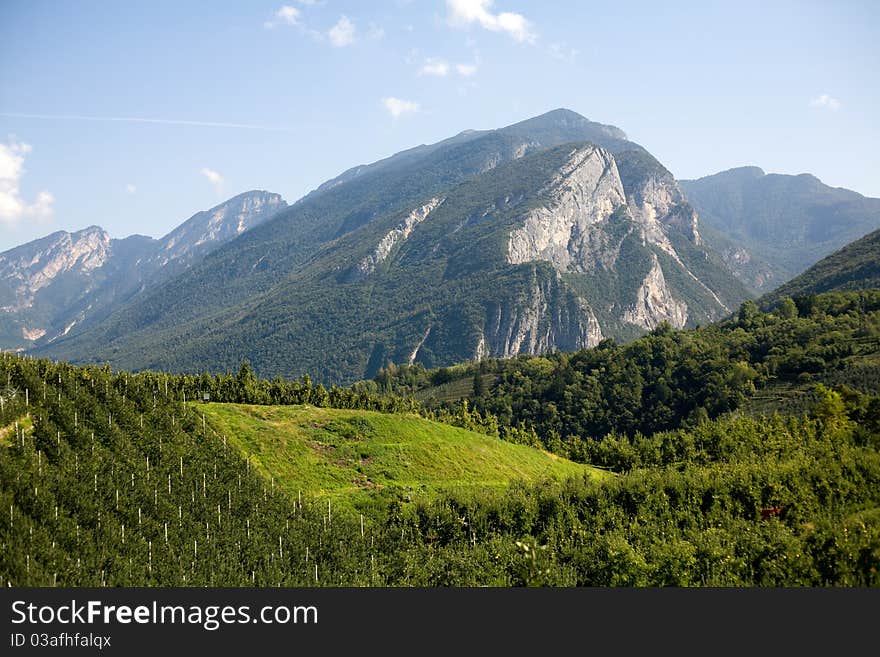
[200,403,607,514]
[0,415,31,447]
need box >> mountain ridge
[0,190,286,350]
[681,166,880,291]
[760,226,880,307]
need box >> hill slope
[2,334,879,586]
[681,167,880,291]
[36,110,748,383]
[201,403,603,512]
[760,227,880,307]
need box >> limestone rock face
[355,197,443,278]
[508,146,626,272]
[504,146,727,336]
[622,254,689,330]
[156,191,286,265]
[0,226,111,313]
[479,267,603,359]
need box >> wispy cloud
[548,42,579,63]
[456,63,478,76]
[0,112,294,132]
[382,97,420,119]
[200,167,224,195]
[446,0,536,44]
[328,15,356,47]
[264,5,299,29]
[278,5,300,25]
[264,2,322,29]
[126,183,137,194]
[419,58,450,77]
[0,136,53,228]
[367,22,385,40]
[810,93,841,111]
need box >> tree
[778,297,798,319]
[472,369,486,398]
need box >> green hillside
[2,309,880,585]
[200,403,603,513]
[760,227,880,308]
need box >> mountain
[760,227,880,307]
[34,109,750,383]
[680,167,880,291]
[0,191,286,350]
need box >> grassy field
[200,403,606,513]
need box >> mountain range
[4,108,879,385]
[0,191,286,350]
[24,109,751,383]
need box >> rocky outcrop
[355,197,443,278]
[479,267,603,358]
[622,254,688,330]
[616,151,701,246]
[0,226,111,313]
[508,146,627,272]
[154,191,286,266]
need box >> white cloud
[810,93,841,111]
[264,5,300,29]
[126,183,137,194]
[456,63,478,76]
[277,5,300,25]
[200,167,224,195]
[382,97,420,119]
[419,58,450,76]
[328,15,356,47]
[0,136,54,228]
[446,0,536,44]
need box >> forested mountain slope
[681,167,880,291]
[760,227,880,307]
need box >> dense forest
[375,290,880,453]
[1,290,879,585]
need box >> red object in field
[760,505,784,519]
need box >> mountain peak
[499,109,633,152]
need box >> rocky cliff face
[621,254,688,329]
[0,226,112,314]
[505,145,715,335]
[155,191,286,266]
[355,197,443,279]
[478,266,603,359]
[0,190,285,350]
[508,146,626,272]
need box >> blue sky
[1,0,878,251]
